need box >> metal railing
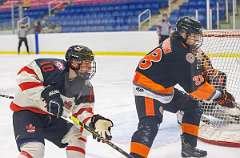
[138,9,151,31]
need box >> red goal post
[198,30,240,147]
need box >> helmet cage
[66,45,96,80]
[176,17,203,49]
[69,60,96,80]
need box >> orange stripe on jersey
[19,82,43,91]
[66,146,85,154]
[133,72,174,95]
[145,97,155,116]
[17,66,37,76]
[162,38,172,54]
[130,142,150,158]
[181,123,199,137]
[190,82,216,100]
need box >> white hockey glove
[89,114,113,142]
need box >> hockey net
[198,30,240,147]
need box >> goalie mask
[65,45,96,80]
[176,16,203,49]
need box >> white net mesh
[198,30,240,147]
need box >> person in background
[23,0,31,9]
[17,23,30,54]
[34,21,42,34]
[156,13,172,45]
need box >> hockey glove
[89,114,113,142]
[214,91,235,108]
[41,86,64,118]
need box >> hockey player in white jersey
[10,45,113,158]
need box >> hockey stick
[0,94,14,99]
[0,94,134,158]
[70,116,134,158]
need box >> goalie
[10,45,113,158]
[177,48,237,125]
[196,48,235,108]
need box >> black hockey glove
[89,114,113,142]
[41,86,64,118]
[214,91,235,108]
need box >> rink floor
[0,54,239,158]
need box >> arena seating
[0,0,168,32]
[169,0,229,29]
[49,0,167,32]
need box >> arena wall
[0,31,158,55]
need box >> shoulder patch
[185,53,195,63]
[54,61,65,70]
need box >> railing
[138,9,151,31]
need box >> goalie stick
[0,94,134,158]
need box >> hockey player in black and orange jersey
[129,16,235,158]
[10,45,113,158]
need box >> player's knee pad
[133,116,162,145]
[62,126,86,145]
[66,148,85,158]
[63,126,86,158]
[139,115,162,131]
[184,105,202,116]
[183,107,202,125]
[18,142,44,158]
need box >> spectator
[17,23,30,54]
[23,0,31,9]
[34,21,42,33]
[156,13,172,44]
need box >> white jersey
[10,58,94,129]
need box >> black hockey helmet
[65,45,94,62]
[176,16,202,35]
[176,16,203,49]
[65,45,96,79]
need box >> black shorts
[13,110,73,151]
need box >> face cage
[186,32,203,50]
[70,60,96,80]
[192,35,203,50]
[87,60,96,80]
